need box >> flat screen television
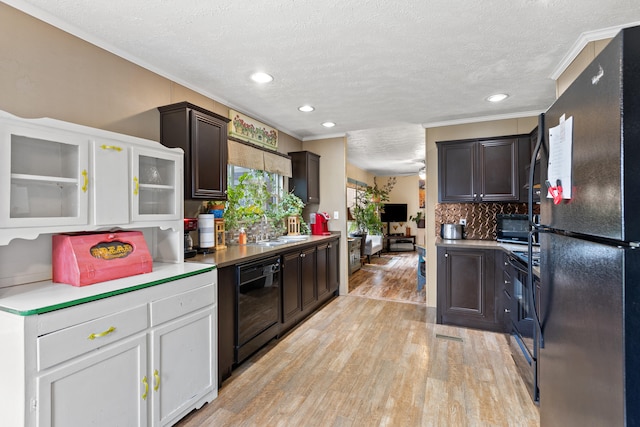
[381,203,408,223]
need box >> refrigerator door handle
[528,113,544,223]
[528,113,545,349]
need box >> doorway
[348,250,425,305]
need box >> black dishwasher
[235,255,281,364]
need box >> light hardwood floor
[349,251,426,305]
[176,293,539,426]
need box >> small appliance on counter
[496,213,538,245]
[184,218,198,259]
[440,223,464,240]
[310,212,331,235]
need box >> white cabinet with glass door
[0,121,89,229]
[131,147,182,222]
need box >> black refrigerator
[535,25,640,426]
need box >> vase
[405,227,411,237]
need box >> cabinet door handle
[100,144,123,152]
[141,376,149,400]
[328,244,332,248]
[504,309,511,313]
[88,326,116,340]
[81,170,88,193]
[133,176,139,196]
[153,369,161,391]
[300,253,306,258]
[444,253,448,258]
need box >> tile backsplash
[435,202,539,240]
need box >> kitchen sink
[250,240,289,247]
[248,235,310,247]
[278,235,309,242]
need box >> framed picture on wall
[419,179,425,209]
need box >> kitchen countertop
[189,233,341,268]
[436,238,540,276]
[0,262,215,316]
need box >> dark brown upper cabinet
[437,135,530,203]
[288,151,320,204]
[158,102,230,200]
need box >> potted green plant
[352,177,396,233]
[270,188,309,235]
[223,170,270,231]
[410,211,425,229]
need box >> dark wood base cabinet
[217,236,339,387]
[281,237,339,335]
[436,246,502,332]
[217,265,235,386]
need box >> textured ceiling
[5,0,640,175]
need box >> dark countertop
[436,238,540,277]
[188,233,340,268]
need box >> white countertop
[0,262,215,316]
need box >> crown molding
[549,22,640,80]
[422,110,544,129]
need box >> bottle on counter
[238,228,247,245]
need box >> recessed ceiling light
[487,93,509,103]
[250,72,273,83]
[321,121,336,128]
[298,105,315,112]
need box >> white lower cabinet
[0,267,217,427]
[151,308,215,426]
[37,333,148,427]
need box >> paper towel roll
[198,214,215,248]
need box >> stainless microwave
[496,214,538,245]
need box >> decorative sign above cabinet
[229,109,278,150]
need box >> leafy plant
[223,170,270,230]
[409,211,424,225]
[351,187,383,235]
[350,177,397,235]
[269,188,309,235]
[223,170,308,235]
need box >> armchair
[363,234,383,263]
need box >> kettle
[440,223,464,240]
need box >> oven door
[510,259,534,340]
[236,256,281,363]
[507,255,539,403]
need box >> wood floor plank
[176,295,539,426]
[349,252,426,305]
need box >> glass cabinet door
[0,125,89,228]
[131,147,181,222]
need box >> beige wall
[0,2,349,293]
[302,137,349,294]
[346,163,375,186]
[0,2,304,222]
[556,38,612,96]
[424,116,538,307]
[0,2,302,156]
[378,175,425,245]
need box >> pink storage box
[52,231,153,287]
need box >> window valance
[227,137,292,177]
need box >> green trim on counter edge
[2,266,217,317]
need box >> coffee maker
[184,218,198,259]
[310,212,331,235]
